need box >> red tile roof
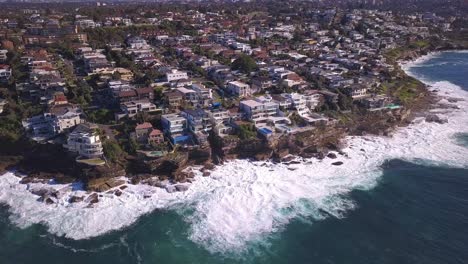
[135,122,153,130]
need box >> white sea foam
[1,53,468,254]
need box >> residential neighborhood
[0,0,465,171]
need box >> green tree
[231,54,258,74]
[103,140,124,163]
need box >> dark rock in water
[332,161,344,166]
[425,114,448,124]
[287,167,297,171]
[360,149,365,152]
[30,188,51,197]
[115,190,122,197]
[85,193,99,204]
[327,153,337,159]
[301,153,315,159]
[316,152,325,160]
[31,188,59,204]
[165,185,176,193]
[281,156,296,163]
[119,185,128,190]
[202,171,211,177]
[202,163,215,171]
[21,177,48,184]
[44,197,55,204]
[175,184,189,192]
[155,181,166,188]
[69,196,84,203]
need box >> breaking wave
[1,53,468,254]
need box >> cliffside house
[63,123,103,159]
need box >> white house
[63,124,103,159]
[227,81,251,98]
[166,69,189,82]
[0,65,11,82]
[240,96,279,125]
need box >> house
[282,73,304,87]
[182,109,212,133]
[63,123,103,159]
[240,96,279,125]
[164,91,183,108]
[0,50,8,63]
[175,83,212,107]
[161,113,193,145]
[344,84,368,99]
[134,122,153,143]
[162,113,186,137]
[227,81,251,98]
[182,108,211,145]
[251,77,273,92]
[0,64,11,82]
[148,129,164,145]
[134,122,164,146]
[359,95,391,109]
[120,100,157,118]
[207,107,234,136]
[23,104,84,140]
[127,37,149,49]
[166,69,189,82]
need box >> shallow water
[1,51,468,264]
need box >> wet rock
[87,178,126,192]
[332,161,344,166]
[165,185,176,193]
[30,188,51,197]
[175,184,189,192]
[21,177,48,184]
[119,185,128,190]
[155,181,167,188]
[44,197,55,204]
[327,153,337,159]
[85,193,99,204]
[115,190,122,197]
[287,167,297,171]
[69,196,84,203]
[425,114,448,124]
[281,155,296,163]
[202,171,211,177]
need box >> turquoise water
[1,51,468,264]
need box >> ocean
[1,51,467,264]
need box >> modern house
[116,99,158,120]
[23,104,84,140]
[161,113,192,145]
[63,123,103,159]
[240,96,279,125]
[227,81,251,98]
[0,64,12,82]
[166,69,189,82]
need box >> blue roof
[259,128,273,134]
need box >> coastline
[1,50,468,252]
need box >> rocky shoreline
[1,46,466,206]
